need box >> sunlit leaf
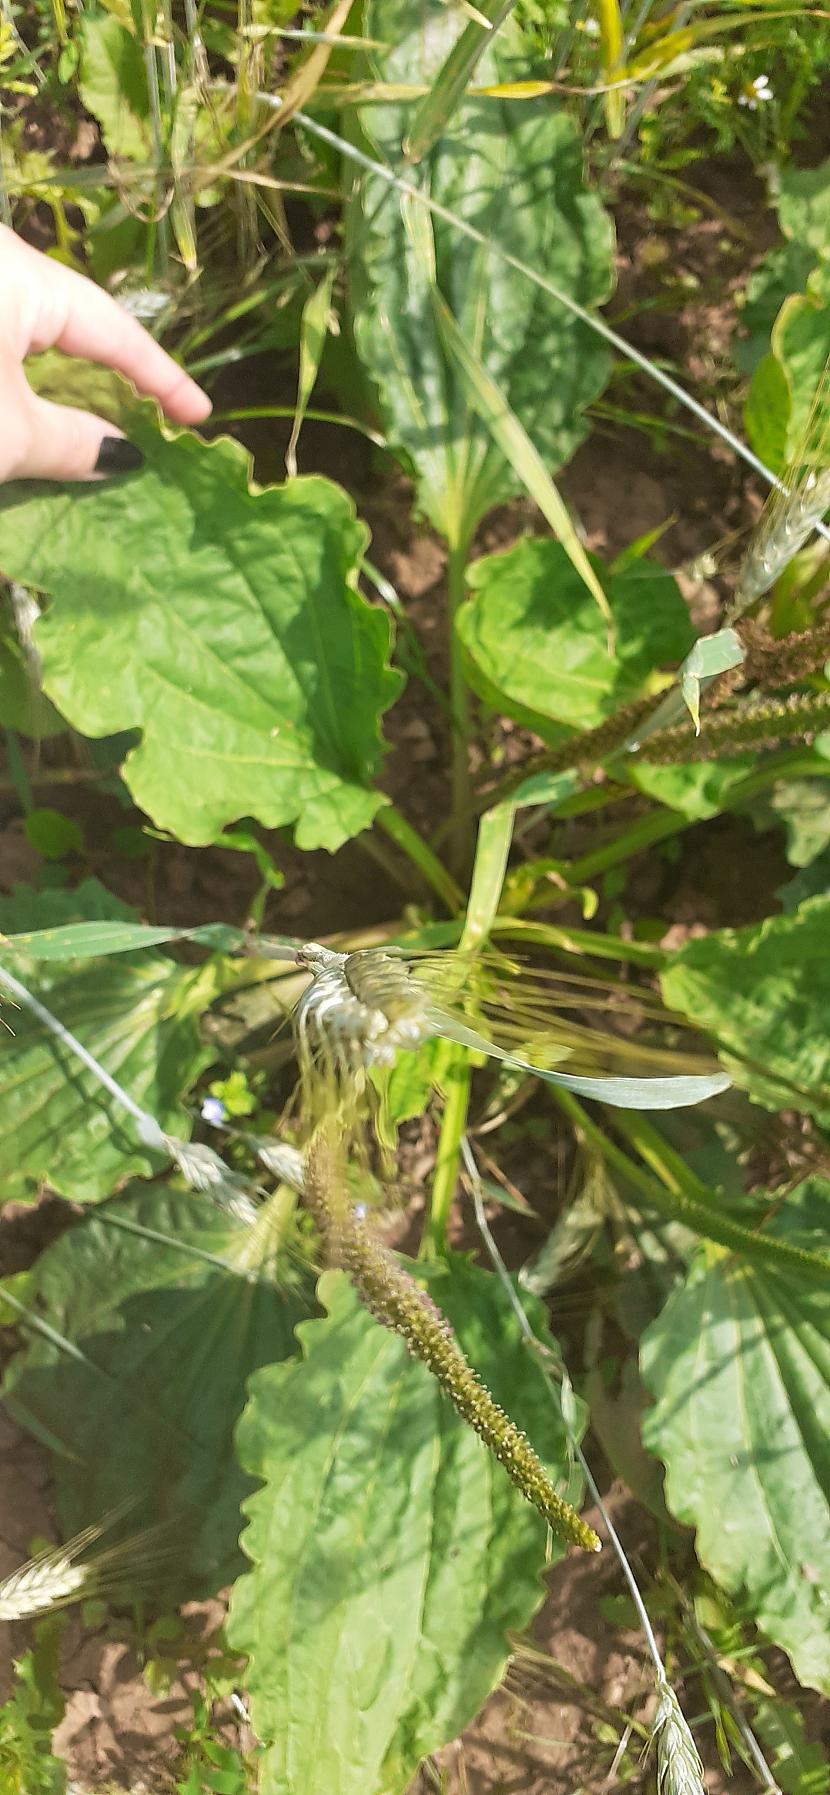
[229,1257,579,1795]
[777,155,830,260]
[347,0,613,545]
[642,1177,830,1694]
[660,898,830,1124]
[456,538,693,736]
[0,362,403,853]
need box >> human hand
[0,224,212,483]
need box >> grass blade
[432,288,611,623]
[286,265,337,476]
[403,0,516,164]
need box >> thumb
[2,374,144,483]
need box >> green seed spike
[304,1130,601,1555]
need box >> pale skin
[0,224,212,482]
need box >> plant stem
[567,809,686,883]
[376,805,462,914]
[549,1086,830,1284]
[447,532,474,879]
[564,748,828,885]
[426,801,516,1254]
[491,917,666,968]
[4,729,32,814]
[426,1049,472,1257]
[610,1110,714,1206]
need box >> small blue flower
[201,1096,227,1127]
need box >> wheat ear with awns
[293,942,730,1110]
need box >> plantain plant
[0,2,829,1791]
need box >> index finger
[3,227,212,426]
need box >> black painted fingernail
[94,436,144,476]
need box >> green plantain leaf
[0,882,213,1202]
[745,263,830,472]
[734,241,820,377]
[641,1177,830,1694]
[347,0,613,545]
[229,1257,580,1795]
[0,363,403,852]
[626,759,755,820]
[660,898,830,1125]
[456,538,693,737]
[3,1183,311,1596]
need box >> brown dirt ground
[1,145,828,1792]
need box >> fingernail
[94,436,145,476]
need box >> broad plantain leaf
[0,363,403,852]
[229,1257,580,1795]
[641,1177,830,1694]
[3,1183,311,1595]
[660,898,830,1125]
[0,882,213,1202]
[347,0,613,545]
[457,539,693,737]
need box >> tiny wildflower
[201,1096,227,1127]
[738,74,772,109]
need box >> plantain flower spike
[304,1125,600,1553]
[293,943,729,1111]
